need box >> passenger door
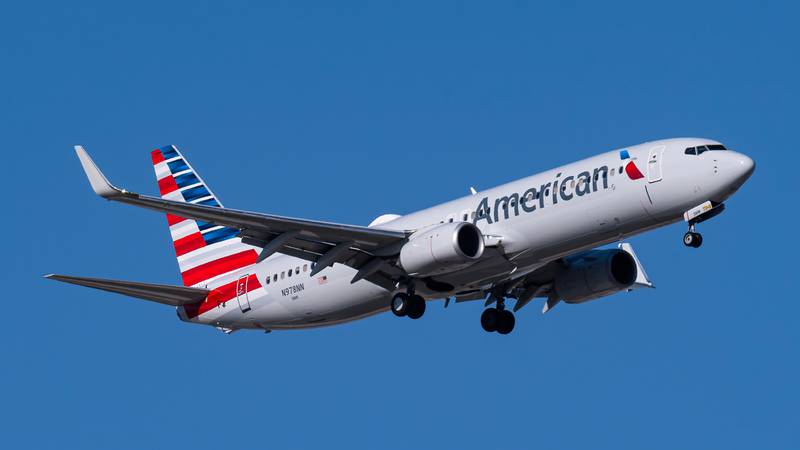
[647,145,664,183]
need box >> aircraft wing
[45,274,210,306]
[75,146,408,288]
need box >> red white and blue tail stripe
[151,145,260,287]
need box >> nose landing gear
[682,201,727,248]
[390,292,426,320]
[683,226,703,248]
[480,299,515,334]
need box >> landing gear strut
[480,299,515,334]
[390,292,426,320]
[683,224,703,248]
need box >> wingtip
[73,145,121,198]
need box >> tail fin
[151,145,259,287]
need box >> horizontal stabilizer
[45,274,210,306]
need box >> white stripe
[163,190,183,201]
[154,162,170,179]
[165,156,181,164]
[178,182,203,192]
[177,238,249,267]
[188,264,259,288]
[191,195,215,204]
[172,169,192,178]
[169,221,199,241]
[200,225,224,234]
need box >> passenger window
[610,168,615,176]
[281,272,285,279]
[619,166,623,173]
[287,269,292,278]
[273,274,278,282]
[448,218,453,222]
[295,267,300,274]
[303,264,308,272]
[266,275,270,285]
[463,213,468,221]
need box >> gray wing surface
[74,146,407,289]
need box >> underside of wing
[45,274,210,306]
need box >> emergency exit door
[236,274,251,312]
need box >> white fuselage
[177,138,754,330]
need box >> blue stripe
[181,185,210,202]
[174,172,200,188]
[202,227,239,245]
[196,198,220,207]
[160,145,179,159]
[196,221,217,231]
[167,159,189,174]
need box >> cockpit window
[685,144,727,156]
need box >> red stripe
[158,175,179,195]
[183,274,262,318]
[151,150,165,164]
[181,250,258,286]
[167,214,187,226]
[173,232,206,256]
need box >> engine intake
[399,222,485,276]
[554,249,637,304]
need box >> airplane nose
[733,152,756,183]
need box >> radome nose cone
[737,153,756,181]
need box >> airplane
[47,138,755,334]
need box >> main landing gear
[683,224,703,248]
[480,299,515,335]
[391,292,426,320]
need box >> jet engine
[399,222,485,276]
[554,249,638,303]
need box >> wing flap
[45,274,210,306]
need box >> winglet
[74,145,121,198]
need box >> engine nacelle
[554,249,638,304]
[399,222,485,276]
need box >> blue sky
[2,1,797,448]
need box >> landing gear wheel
[481,308,499,332]
[406,295,426,320]
[496,310,516,335]
[683,231,703,248]
[391,293,409,317]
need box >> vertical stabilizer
[150,145,259,287]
